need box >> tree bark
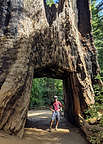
[0,0,100,137]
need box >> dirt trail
[0,110,88,144]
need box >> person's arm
[49,106,55,112]
[59,101,63,107]
[59,101,64,111]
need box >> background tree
[29,78,63,109]
[91,0,103,79]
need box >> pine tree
[91,0,103,77]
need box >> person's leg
[55,119,59,130]
[49,111,55,130]
[50,120,54,129]
[55,111,60,130]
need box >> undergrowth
[85,76,103,144]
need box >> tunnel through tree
[0,0,100,138]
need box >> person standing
[49,96,63,131]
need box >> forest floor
[0,110,89,144]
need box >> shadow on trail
[25,110,71,130]
[25,117,51,130]
[0,110,88,144]
[24,110,88,144]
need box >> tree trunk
[0,0,100,137]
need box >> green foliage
[30,79,45,108]
[91,2,103,141]
[99,116,103,127]
[85,82,103,143]
[85,75,103,143]
[29,78,63,109]
[91,0,103,78]
[94,84,103,103]
[85,81,103,117]
[88,5,103,143]
[89,131,103,144]
[46,0,54,7]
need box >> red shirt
[53,101,62,111]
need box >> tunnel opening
[25,69,80,131]
[25,77,65,130]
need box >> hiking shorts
[52,111,60,121]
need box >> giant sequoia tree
[0,0,100,137]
